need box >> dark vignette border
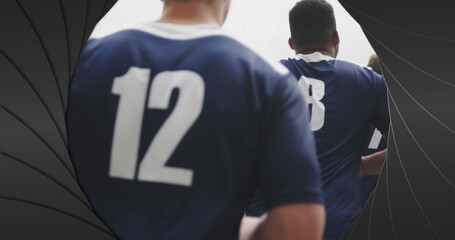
[0,0,117,239]
[339,0,455,239]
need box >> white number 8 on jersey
[298,76,325,131]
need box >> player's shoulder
[218,38,289,77]
[335,58,376,74]
[95,22,289,76]
[79,29,146,65]
[280,52,373,75]
[223,37,290,77]
[81,22,226,59]
[280,52,385,89]
[326,57,375,74]
[334,59,387,96]
[175,26,290,78]
[329,57,385,86]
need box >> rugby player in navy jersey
[248,1,389,239]
[281,1,389,239]
[66,0,325,239]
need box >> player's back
[281,52,389,238]
[67,23,321,240]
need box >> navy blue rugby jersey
[67,22,323,240]
[280,52,390,239]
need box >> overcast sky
[90,0,375,65]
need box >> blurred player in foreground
[360,53,388,207]
[67,0,325,239]
[248,1,389,239]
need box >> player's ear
[288,38,295,50]
[332,31,340,46]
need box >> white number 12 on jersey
[298,76,326,131]
[109,67,205,187]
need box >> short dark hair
[289,0,336,45]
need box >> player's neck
[296,43,336,58]
[157,2,223,26]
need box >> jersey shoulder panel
[333,58,385,85]
[281,53,386,89]
[85,23,290,80]
[130,21,290,77]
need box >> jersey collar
[130,22,225,40]
[294,52,334,62]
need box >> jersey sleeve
[258,72,324,211]
[370,74,390,134]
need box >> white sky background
[90,0,375,66]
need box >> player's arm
[241,203,325,240]
[360,148,387,176]
[361,74,390,176]
[244,73,325,240]
[239,215,266,240]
